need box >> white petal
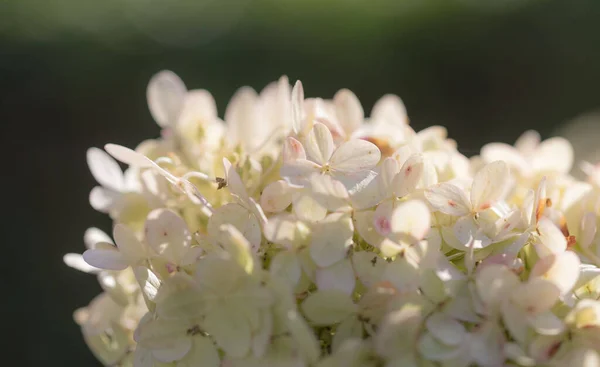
[208,203,261,252]
[280,159,321,184]
[391,154,424,197]
[470,161,509,212]
[87,147,125,192]
[203,305,251,358]
[334,88,363,135]
[260,180,294,213]
[147,70,187,128]
[390,200,431,241]
[308,173,349,211]
[534,217,567,257]
[514,129,540,155]
[501,300,529,345]
[315,259,356,296]
[351,251,385,288]
[145,209,191,264]
[453,216,492,250]
[511,278,560,315]
[332,316,363,353]
[178,336,220,367]
[353,209,386,248]
[528,311,565,335]
[382,257,420,294]
[83,248,128,271]
[580,212,597,249]
[263,213,309,250]
[480,143,529,175]
[269,251,302,287]
[293,192,328,223]
[177,89,217,128]
[425,312,466,346]
[371,94,407,125]
[301,290,358,326]
[346,170,387,210]
[310,212,354,267]
[113,224,146,266]
[223,158,251,206]
[530,251,580,296]
[418,332,461,361]
[305,122,334,165]
[84,227,113,249]
[329,139,381,173]
[476,264,520,308]
[532,137,573,174]
[424,183,470,216]
[89,186,119,212]
[63,253,101,273]
[291,80,305,135]
[225,87,260,150]
[104,144,154,168]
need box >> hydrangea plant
[65,71,600,367]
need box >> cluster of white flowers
[65,70,600,367]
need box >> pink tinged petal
[260,180,294,213]
[145,209,191,264]
[334,88,363,135]
[480,143,529,175]
[532,177,547,225]
[528,335,564,363]
[305,122,334,165]
[373,200,394,236]
[113,223,146,266]
[329,139,381,173]
[391,153,424,197]
[147,70,187,128]
[424,183,470,216]
[371,94,407,125]
[82,248,128,271]
[291,80,305,135]
[580,212,597,249]
[87,147,125,192]
[530,251,580,296]
[470,160,510,212]
[390,200,431,241]
[528,311,565,335]
[353,210,387,248]
[63,253,101,273]
[282,137,306,163]
[534,217,567,257]
[532,137,574,174]
[511,278,561,315]
[89,186,119,213]
[84,227,113,249]
[310,213,354,268]
[316,259,356,296]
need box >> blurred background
[2,0,600,365]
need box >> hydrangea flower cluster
[65,70,600,367]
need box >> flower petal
[315,259,356,296]
[530,251,580,296]
[424,183,470,216]
[260,180,294,213]
[301,290,358,326]
[147,70,187,128]
[310,212,354,267]
[470,161,509,212]
[87,147,125,192]
[83,248,128,271]
[390,200,431,241]
[392,154,424,197]
[334,88,363,135]
[330,139,381,173]
[145,209,191,264]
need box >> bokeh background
[3,0,600,365]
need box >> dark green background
[2,0,599,365]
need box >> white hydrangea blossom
[65,70,600,366]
